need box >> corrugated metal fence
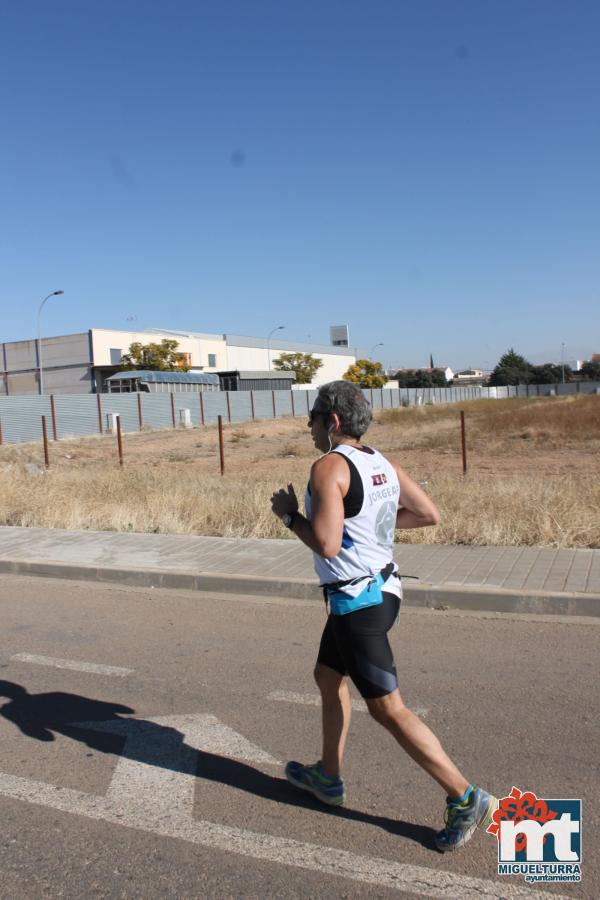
[0,382,598,446]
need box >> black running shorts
[316,592,400,699]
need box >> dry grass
[0,396,599,548]
[377,394,600,452]
[399,472,599,548]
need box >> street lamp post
[561,342,566,385]
[267,325,285,370]
[37,290,64,395]
[369,342,383,360]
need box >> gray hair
[317,381,372,439]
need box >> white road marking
[268,690,429,718]
[0,771,562,899]
[10,653,133,677]
[71,714,280,813]
[180,714,280,766]
[269,689,368,711]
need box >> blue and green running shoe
[435,786,498,852]
[285,761,345,806]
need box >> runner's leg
[334,593,469,798]
[314,662,351,777]
[366,690,469,797]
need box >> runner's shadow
[0,680,133,752]
[195,749,437,850]
[0,681,436,850]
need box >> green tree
[119,339,190,371]
[530,363,573,384]
[395,369,447,388]
[579,360,600,380]
[489,349,534,386]
[343,359,388,388]
[272,352,323,384]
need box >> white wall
[91,329,227,369]
[91,329,354,380]
[224,345,270,371]
[226,345,354,382]
[199,337,226,370]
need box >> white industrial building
[0,326,356,395]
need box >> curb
[1,558,598,618]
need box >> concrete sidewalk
[0,526,598,617]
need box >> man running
[271,380,496,852]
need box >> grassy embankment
[0,395,598,548]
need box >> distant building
[0,327,355,396]
[216,370,296,392]
[329,324,350,347]
[106,370,220,393]
[554,359,583,371]
[453,369,490,385]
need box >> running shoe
[285,761,346,806]
[434,786,498,852]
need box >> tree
[489,349,534,386]
[343,359,388,388]
[530,363,573,384]
[272,352,323,384]
[119,339,190,371]
[579,360,600,381]
[395,368,447,388]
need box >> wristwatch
[281,511,298,529]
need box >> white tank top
[305,444,401,597]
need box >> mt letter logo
[488,786,581,884]
[371,473,388,486]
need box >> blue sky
[1,0,598,370]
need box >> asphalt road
[0,575,597,899]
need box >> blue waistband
[326,572,385,616]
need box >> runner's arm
[271,455,346,558]
[394,465,440,530]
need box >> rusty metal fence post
[170,393,176,428]
[137,392,143,430]
[460,410,467,475]
[41,416,50,468]
[50,394,58,441]
[97,393,103,433]
[116,415,124,466]
[218,415,225,475]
